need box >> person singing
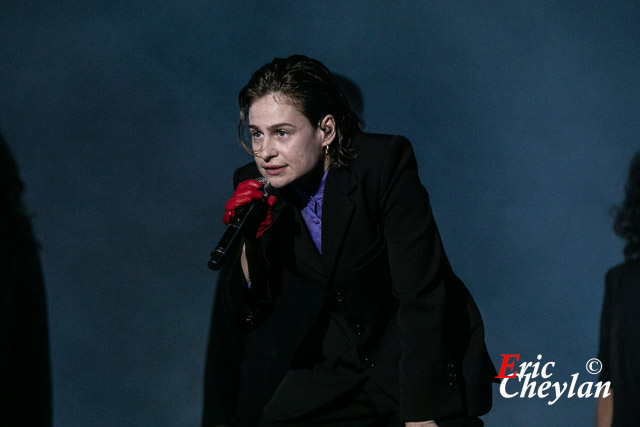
[205,55,495,427]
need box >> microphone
[208,177,272,271]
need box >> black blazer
[210,132,495,423]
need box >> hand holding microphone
[208,178,276,271]
[223,179,277,238]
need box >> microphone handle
[208,201,261,271]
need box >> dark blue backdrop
[2,1,639,425]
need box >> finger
[266,195,278,207]
[225,194,255,210]
[237,179,263,191]
[234,187,265,202]
[223,209,234,225]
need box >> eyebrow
[249,123,296,131]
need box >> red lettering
[495,354,520,378]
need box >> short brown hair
[238,55,359,168]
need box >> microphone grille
[256,177,272,196]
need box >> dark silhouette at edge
[0,133,52,426]
[596,150,640,427]
[612,151,640,261]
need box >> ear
[318,114,337,147]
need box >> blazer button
[448,373,458,390]
[244,312,254,325]
[354,324,365,335]
[364,357,376,368]
[335,291,345,303]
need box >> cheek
[301,151,323,170]
[287,138,323,172]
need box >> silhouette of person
[596,151,640,427]
[0,133,52,426]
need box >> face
[248,93,335,189]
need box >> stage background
[2,1,639,425]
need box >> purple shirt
[295,169,329,254]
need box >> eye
[275,129,288,138]
[251,130,264,139]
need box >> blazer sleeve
[217,166,276,330]
[201,266,246,426]
[377,136,464,420]
[202,168,278,424]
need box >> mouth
[263,165,286,176]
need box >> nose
[255,136,277,161]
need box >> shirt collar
[294,167,329,205]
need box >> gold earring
[324,145,329,155]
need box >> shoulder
[351,132,415,162]
[605,259,640,297]
[606,259,640,281]
[349,132,418,178]
[232,162,260,187]
[339,132,428,208]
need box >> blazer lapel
[272,188,325,282]
[321,166,356,283]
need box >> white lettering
[517,361,533,380]
[541,362,555,379]
[531,354,543,378]
[520,374,537,398]
[567,373,579,398]
[498,357,609,405]
[594,381,611,398]
[500,378,518,398]
[548,382,567,405]
[578,381,593,398]
[537,381,551,398]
